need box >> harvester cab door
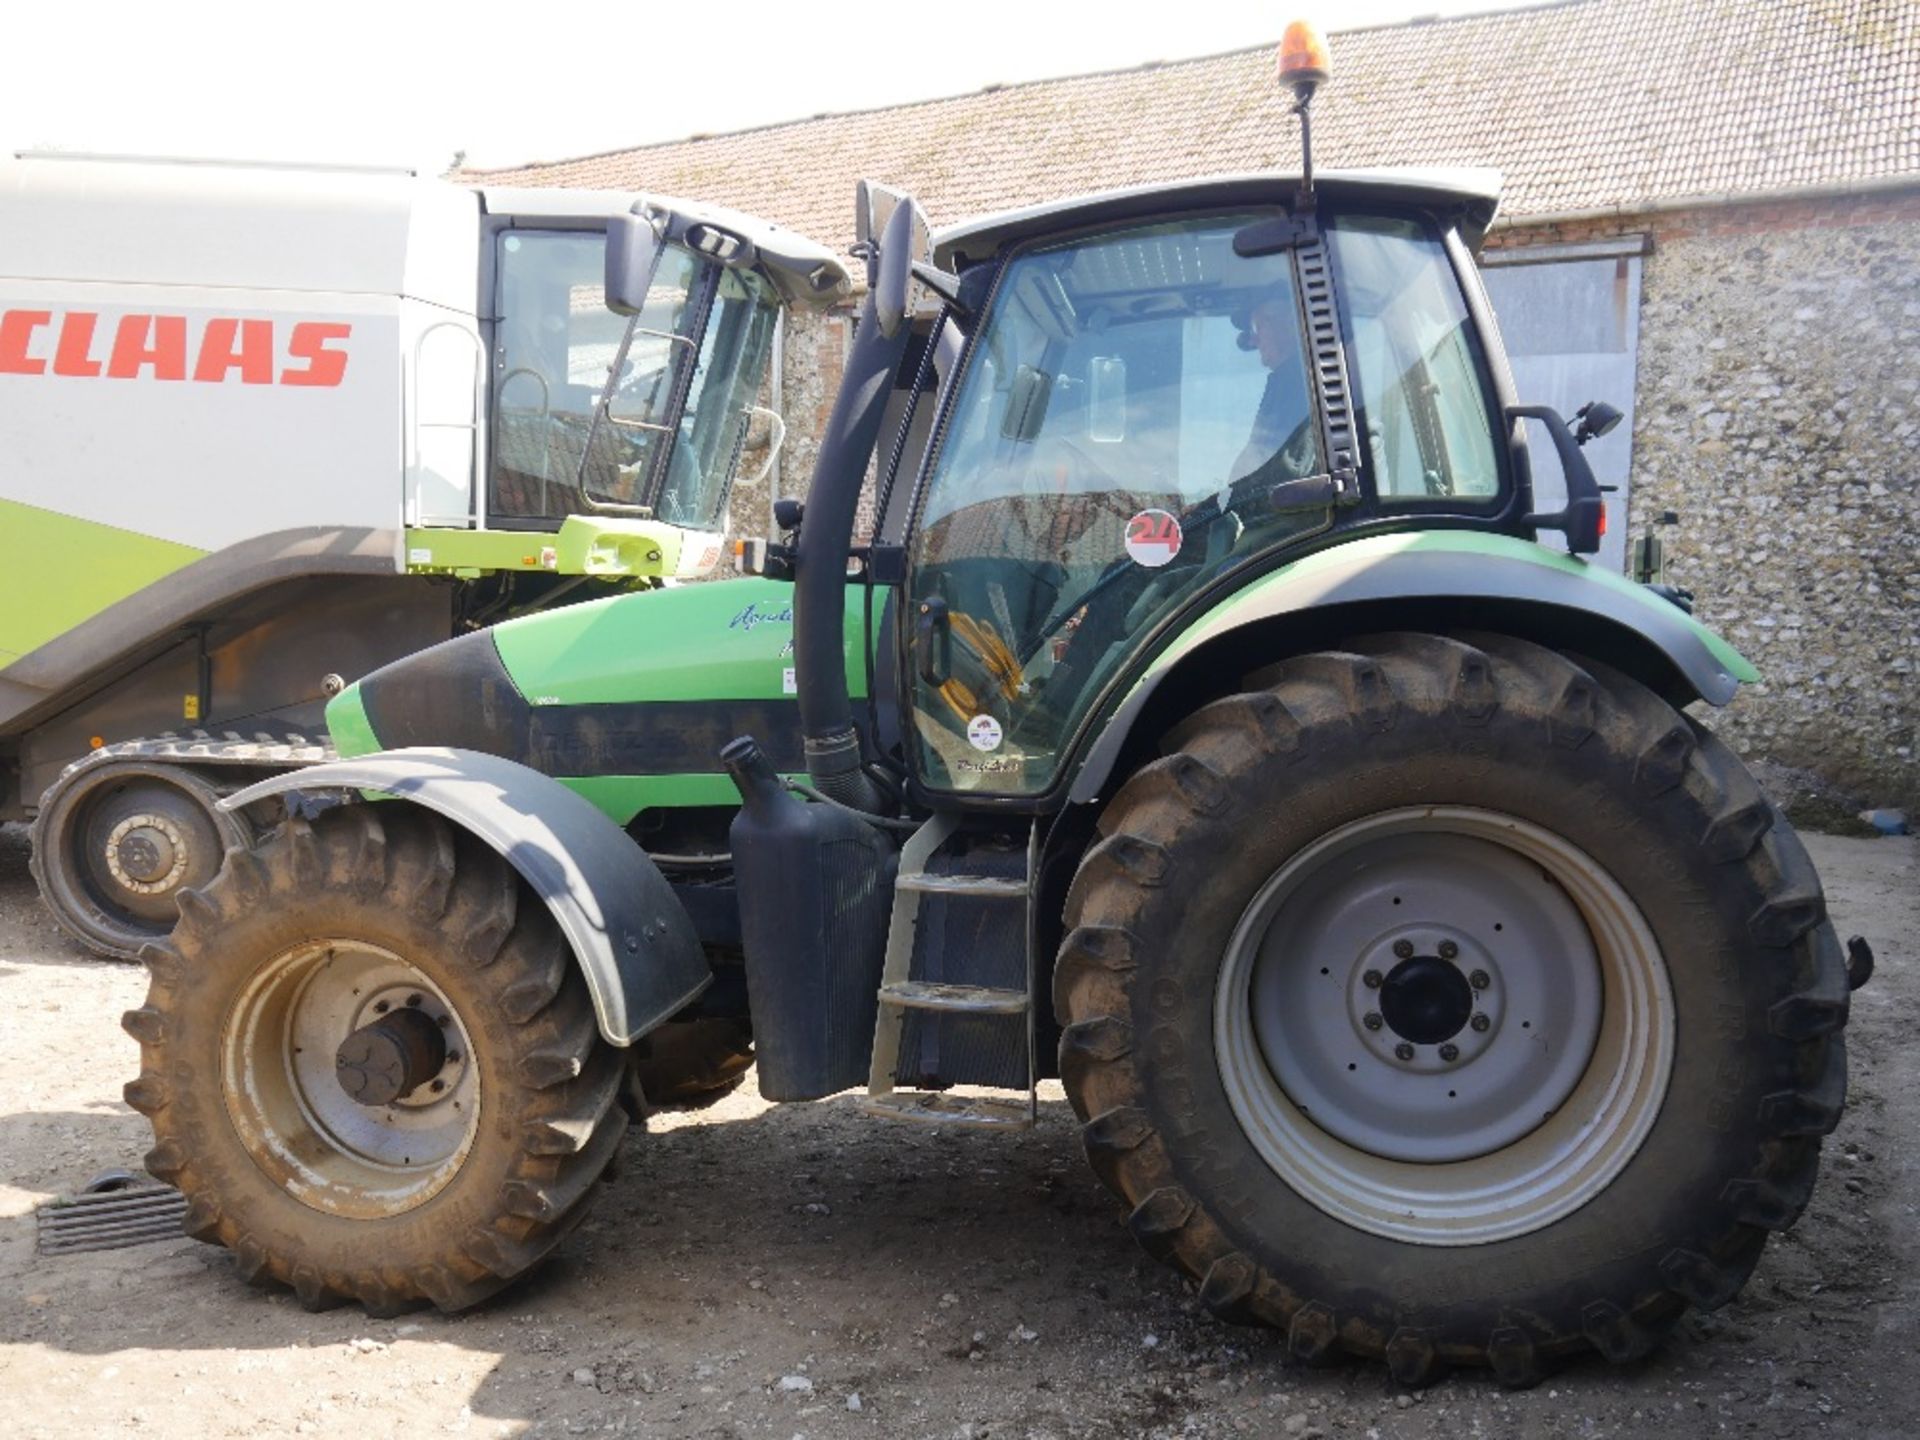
[487,229,713,528]
[903,212,1335,798]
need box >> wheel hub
[105,814,190,895]
[335,1007,448,1107]
[1378,953,1472,1044]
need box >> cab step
[863,815,1040,1130]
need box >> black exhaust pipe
[791,211,918,812]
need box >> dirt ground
[1,820,1915,1440]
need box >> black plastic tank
[723,736,896,1100]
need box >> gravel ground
[1,819,1915,1439]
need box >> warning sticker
[1125,509,1183,568]
[967,714,1004,752]
[782,666,797,695]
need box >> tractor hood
[326,577,872,822]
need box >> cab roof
[482,185,850,309]
[933,167,1503,268]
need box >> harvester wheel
[1055,631,1847,1386]
[32,760,246,959]
[122,804,626,1314]
[630,1017,755,1108]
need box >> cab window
[1328,215,1501,503]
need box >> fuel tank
[324,577,874,823]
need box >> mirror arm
[1511,404,1605,556]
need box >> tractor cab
[896,170,1536,798]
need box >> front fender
[1070,531,1758,804]
[221,747,708,1046]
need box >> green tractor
[123,33,1862,1384]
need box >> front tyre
[123,805,626,1314]
[1055,632,1849,1385]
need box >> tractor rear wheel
[122,804,626,1314]
[1055,631,1848,1385]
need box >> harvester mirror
[604,208,666,317]
[1088,357,1127,442]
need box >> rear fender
[1069,531,1758,804]
[222,747,708,1046]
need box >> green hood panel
[488,576,869,706]
[325,577,871,825]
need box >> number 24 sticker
[1125,509,1182,568]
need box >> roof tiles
[470,0,1920,246]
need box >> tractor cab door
[903,212,1332,797]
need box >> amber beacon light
[1277,18,1332,99]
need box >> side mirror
[861,183,930,340]
[1573,400,1624,447]
[605,207,665,317]
[1511,405,1605,556]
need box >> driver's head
[1249,295,1297,371]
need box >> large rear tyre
[122,805,626,1314]
[32,759,247,959]
[1055,631,1848,1385]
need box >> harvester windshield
[488,229,776,532]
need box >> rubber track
[123,805,626,1313]
[1054,630,1848,1385]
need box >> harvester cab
[127,20,1857,1388]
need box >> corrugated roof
[470,0,1920,247]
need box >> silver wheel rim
[223,940,480,1219]
[1214,807,1674,1246]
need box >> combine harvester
[0,153,847,956]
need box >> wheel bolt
[1439,1043,1460,1063]
[445,1050,462,1064]
[373,1000,390,1014]
[1438,940,1459,960]
[1363,1012,1384,1031]
[429,1079,446,1094]
[406,993,423,1008]
[1363,969,1383,989]
[1392,939,1414,959]
[1469,969,1490,990]
[1470,1013,1491,1033]
[1394,1042,1415,1062]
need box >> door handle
[915,597,950,685]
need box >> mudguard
[221,747,709,1046]
[1069,530,1760,804]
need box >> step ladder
[858,814,1039,1129]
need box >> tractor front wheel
[1055,631,1848,1384]
[122,805,626,1313]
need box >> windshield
[656,267,778,532]
[488,230,706,525]
[907,213,1326,796]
